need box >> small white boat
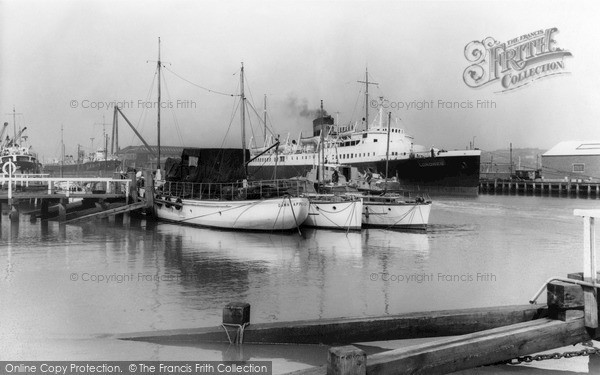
[155,180,309,231]
[360,194,431,230]
[303,194,363,231]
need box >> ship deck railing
[158,179,309,201]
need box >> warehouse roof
[543,141,600,156]
[118,145,185,155]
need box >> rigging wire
[160,71,186,147]
[164,66,239,97]
[242,74,280,148]
[128,69,157,147]
[208,96,242,175]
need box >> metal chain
[492,342,600,365]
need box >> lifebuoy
[165,197,172,208]
[175,198,182,210]
[2,161,16,175]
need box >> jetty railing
[0,174,131,199]
[159,179,308,201]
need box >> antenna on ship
[357,68,377,130]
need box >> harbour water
[2,195,600,373]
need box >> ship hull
[248,154,480,196]
[1,157,42,174]
[304,196,363,230]
[363,201,431,229]
[154,196,309,231]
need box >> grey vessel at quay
[248,105,481,196]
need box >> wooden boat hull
[304,197,363,230]
[363,201,431,229]
[154,196,309,231]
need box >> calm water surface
[1,195,600,373]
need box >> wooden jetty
[480,178,600,198]
[0,172,148,222]
[119,209,600,374]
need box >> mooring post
[327,346,366,375]
[574,209,600,328]
[41,199,49,220]
[547,278,584,321]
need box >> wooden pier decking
[480,179,600,198]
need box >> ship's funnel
[312,115,334,137]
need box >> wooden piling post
[9,204,19,222]
[574,209,599,329]
[130,172,138,203]
[327,346,366,375]
[41,199,49,220]
[144,170,155,217]
[58,203,66,223]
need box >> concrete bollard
[327,345,366,375]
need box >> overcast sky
[1,0,599,161]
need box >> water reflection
[8,195,585,370]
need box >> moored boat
[155,179,309,231]
[43,147,121,176]
[0,117,42,174]
[303,193,363,231]
[248,70,480,196]
[359,193,431,230]
[145,50,309,231]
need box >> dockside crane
[7,126,28,147]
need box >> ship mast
[12,107,17,143]
[385,111,391,191]
[319,100,325,188]
[357,68,377,130]
[156,37,162,171]
[240,63,247,176]
[263,94,267,145]
[60,124,64,178]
